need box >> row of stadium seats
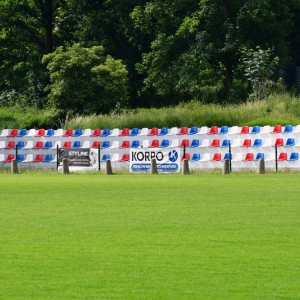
[1,125,300,138]
[1,137,300,150]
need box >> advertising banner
[130,148,181,173]
[59,148,93,167]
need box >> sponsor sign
[130,148,181,173]
[59,148,92,167]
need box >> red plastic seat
[207,126,218,135]
[243,153,254,161]
[62,128,73,137]
[34,129,45,137]
[32,154,43,163]
[119,128,129,136]
[271,125,282,134]
[148,127,159,136]
[91,141,101,148]
[119,153,130,162]
[32,141,43,149]
[177,127,188,135]
[273,138,284,147]
[209,139,220,147]
[210,153,221,161]
[240,139,252,147]
[181,153,191,161]
[119,140,130,149]
[4,141,15,149]
[278,152,287,161]
[62,141,71,148]
[3,154,15,162]
[90,128,101,137]
[148,139,160,148]
[179,139,189,148]
[240,126,249,134]
[7,129,18,137]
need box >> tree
[42,44,129,115]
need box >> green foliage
[43,44,129,116]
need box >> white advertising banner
[130,148,181,173]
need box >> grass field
[1,172,300,299]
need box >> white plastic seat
[50,155,57,163]
[231,153,242,161]
[228,126,239,135]
[0,154,5,161]
[23,154,33,162]
[141,140,150,148]
[109,128,120,137]
[0,141,5,149]
[265,153,275,161]
[26,129,36,136]
[230,139,240,147]
[110,153,119,162]
[80,141,91,148]
[23,141,33,149]
[261,125,271,134]
[51,141,62,149]
[110,141,120,149]
[261,139,272,147]
[0,129,10,137]
[199,139,209,148]
[197,126,208,135]
[137,128,149,136]
[82,129,92,136]
[293,125,300,133]
[168,139,179,148]
[53,129,64,137]
[166,127,178,135]
[199,153,210,161]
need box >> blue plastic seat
[254,153,264,161]
[191,153,201,161]
[100,154,110,162]
[220,139,230,148]
[16,141,25,149]
[42,141,52,149]
[42,154,53,162]
[45,129,54,137]
[73,128,83,137]
[101,128,110,137]
[284,138,295,147]
[283,125,293,134]
[219,126,228,134]
[129,128,139,136]
[189,139,200,147]
[72,141,81,148]
[157,127,168,136]
[187,126,198,135]
[252,139,262,147]
[251,126,260,134]
[17,129,27,137]
[159,140,170,148]
[222,153,232,161]
[17,154,25,162]
[288,152,299,161]
[130,140,140,148]
[100,141,110,148]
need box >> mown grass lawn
[0,173,299,299]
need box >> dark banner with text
[59,148,91,167]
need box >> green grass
[1,173,300,299]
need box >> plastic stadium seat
[119,153,130,162]
[283,125,293,134]
[62,141,72,148]
[23,141,34,149]
[119,128,129,136]
[45,129,54,137]
[50,141,61,149]
[4,141,15,149]
[261,125,271,134]
[119,140,130,149]
[265,153,276,161]
[166,127,178,135]
[159,140,170,148]
[168,139,179,147]
[157,127,168,136]
[198,126,208,134]
[7,129,18,137]
[42,141,53,149]
[187,126,198,135]
[251,126,260,134]
[109,128,120,137]
[17,154,25,163]
[82,129,92,136]
[271,125,282,134]
[3,154,15,162]
[243,153,254,162]
[209,139,220,148]
[200,153,210,161]
[240,126,249,134]
[130,140,140,148]
[129,128,139,136]
[100,154,110,162]
[278,152,287,161]
[148,127,158,136]
[111,153,119,162]
[231,139,240,147]
[179,139,189,148]
[222,153,232,161]
[207,126,218,135]
[288,152,299,161]
[199,139,209,148]
[17,129,27,137]
[73,128,83,137]
[210,153,222,161]
[0,141,5,149]
[109,141,119,149]
[42,154,53,162]
[90,128,101,137]
[53,129,63,137]
[232,153,242,161]
[148,139,159,148]
[62,128,73,137]
[16,141,25,149]
[252,139,262,147]
[273,138,284,147]
[240,139,252,147]
[32,154,43,163]
[181,153,190,161]
[219,126,228,135]
[99,141,109,149]
[177,127,188,135]
[261,139,272,147]
[191,153,201,161]
[26,129,36,136]
[80,141,91,148]
[189,139,200,148]
[228,126,239,135]
[254,153,264,161]
[34,129,45,137]
[138,128,149,136]
[220,139,230,148]
[141,140,150,148]
[32,141,43,149]
[23,154,33,162]
[284,138,295,147]
[72,141,81,148]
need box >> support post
[105,159,112,175]
[11,159,18,174]
[62,158,69,174]
[222,159,230,175]
[150,158,157,174]
[228,141,232,172]
[275,144,278,172]
[182,159,189,175]
[257,158,265,174]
